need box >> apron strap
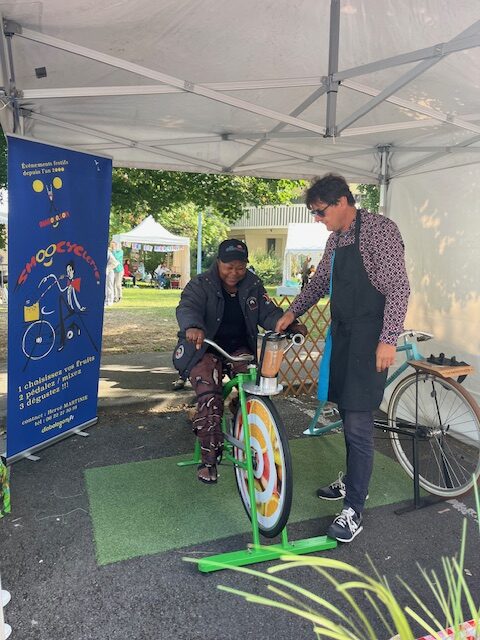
[317,250,335,401]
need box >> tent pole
[325,0,340,138]
[378,145,390,218]
[196,211,202,274]
[0,17,19,134]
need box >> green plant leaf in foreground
[206,509,479,640]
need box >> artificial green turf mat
[85,434,412,565]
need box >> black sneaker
[327,507,363,543]
[316,472,346,500]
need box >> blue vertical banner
[6,136,112,462]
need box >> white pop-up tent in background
[0,190,7,226]
[113,215,190,288]
[0,0,479,399]
[277,223,331,296]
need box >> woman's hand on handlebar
[275,310,296,333]
[186,327,205,350]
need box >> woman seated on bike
[173,238,305,484]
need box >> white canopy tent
[113,215,190,288]
[0,190,7,225]
[0,0,479,398]
[278,223,331,295]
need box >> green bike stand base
[197,535,337,573]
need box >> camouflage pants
[189,348,251,465]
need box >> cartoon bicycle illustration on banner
[21,260,98,367]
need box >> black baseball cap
[217,239,249,263]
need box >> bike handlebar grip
[290,333,305,346]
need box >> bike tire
[233,395,293,538]
[22,320,55,360]
[388,372,480,498]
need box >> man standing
[173,239,303,484]
[111,240,124,302]
[276,174,410,543]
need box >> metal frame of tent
[0,0,479,212]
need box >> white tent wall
[387,166,480,404]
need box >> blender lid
[259,331,287,342]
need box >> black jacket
[172,263,283,377]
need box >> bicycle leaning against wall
[305,329,480,499]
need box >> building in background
[227,204,311,260]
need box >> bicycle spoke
[388,372,480,497]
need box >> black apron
[328,211,387,411]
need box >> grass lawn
[102,286,180,355]
[0,284,329,361]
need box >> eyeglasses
[310,204,331,217]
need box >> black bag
[172,336,208,379]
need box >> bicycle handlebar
[288,332,306,346]
[203,332,305,362]
[203,339,255,362]
[398,329,434,342]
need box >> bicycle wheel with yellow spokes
[233,395,293,538]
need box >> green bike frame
[178,365,336,572]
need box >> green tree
[110,168,305,234]
[356,183,380,213]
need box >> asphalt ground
[1,393,479,640]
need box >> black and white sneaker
[316,471,346,500]
[327,507,363,543]
[316,472,369,502]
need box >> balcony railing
[230,204,310,229]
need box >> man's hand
[275,310,296,333]
[376,342,396,372]
[186,328,205,350]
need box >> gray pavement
[1,388,479,640]
[1,351,480,639]
[0,343,320,419]
[0,351,196,420]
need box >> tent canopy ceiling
[1,1,480,182]
[113,215,189,247]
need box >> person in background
[154,262,170,288]
[111,241,124,302]
[136,260,151,284]
[105,244,119,306]
[301,255,311,290]
[123,259,137,287]
[173,238,305,484]
[275,173,410,543]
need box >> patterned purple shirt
[290,209,410,345]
